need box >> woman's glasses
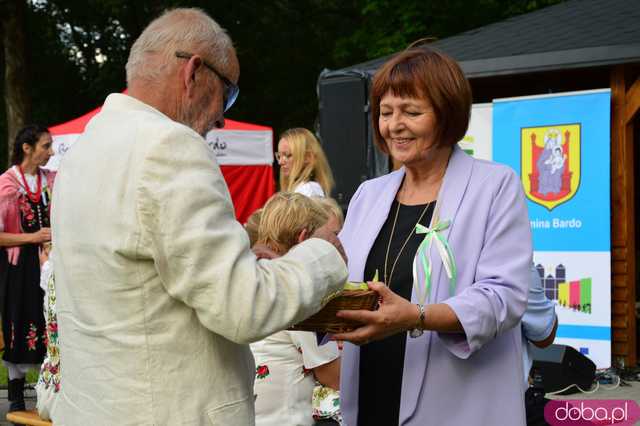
[275,152,293,162]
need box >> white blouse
[251,331,339,426]
[294,181,325,197]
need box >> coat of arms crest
[521,124,581,210]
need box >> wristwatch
[409,303,425,338]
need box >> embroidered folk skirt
[0,244,46,364]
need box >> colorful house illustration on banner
[557,278,592,313]
[537,264,591,313]
[569,281,580,309]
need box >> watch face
[409,328,424,338]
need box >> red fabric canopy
[48,95,274,223]
[49,106,102,135]
[220,165,274,223]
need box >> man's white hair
[126,8,234,85]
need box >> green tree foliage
[26,1,150,124]
[333,0,563,61]
[0,0,563,164]
[215,0,362,131]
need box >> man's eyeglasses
[275,152,293,162]
[175,51,239,112]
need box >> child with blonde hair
[244,208,262,247]
[257,192,328,254]
[313,197,343,234]
[251,192,342,426]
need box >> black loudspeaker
[318,73,370,210]
[530,344,596,395]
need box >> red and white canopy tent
[47,101,275,223]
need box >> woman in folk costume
[276,128,334,197]
[332,48,532,425]
[0,124,55,412]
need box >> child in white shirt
[250,192,342,426]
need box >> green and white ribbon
[413,220,457,305]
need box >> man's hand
[331,282,417,345]
[252,243,279,260]
[311,223,347,263]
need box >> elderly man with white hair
[51,8,347,425]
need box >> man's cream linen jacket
[51,94,347,425]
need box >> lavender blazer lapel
[399,146,475,424]
[342,169,405,281]
[429,146,474,298]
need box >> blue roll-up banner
[492,89,611,368]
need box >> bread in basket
[290,282,379,333]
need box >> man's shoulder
[94,94,202,143]
[99,109,195,140]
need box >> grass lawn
[0,351,39,387]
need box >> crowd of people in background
[0,7,558,426]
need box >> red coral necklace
[17,165,42,204]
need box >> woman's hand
[331,282,419,345]
[30,227,51,244]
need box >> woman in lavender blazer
[332,48,532,425]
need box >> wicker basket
[290,290,379,333]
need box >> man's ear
[182,55,203,99]
[297,228,309,243]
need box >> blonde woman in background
[277,128,334,197]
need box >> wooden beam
[613,330,628,342]
[612,274,628,287]
[610,66,627,248]
[612,260,627,274]
[610,65,637,367]
[612,315,627,328]
[625,75,640,124]
[613,342,628,356]
[613,302,628,315]
[622,116,636,367]
[612,287,628,301]
[612,247,627,259]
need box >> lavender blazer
[338,146,532,426]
